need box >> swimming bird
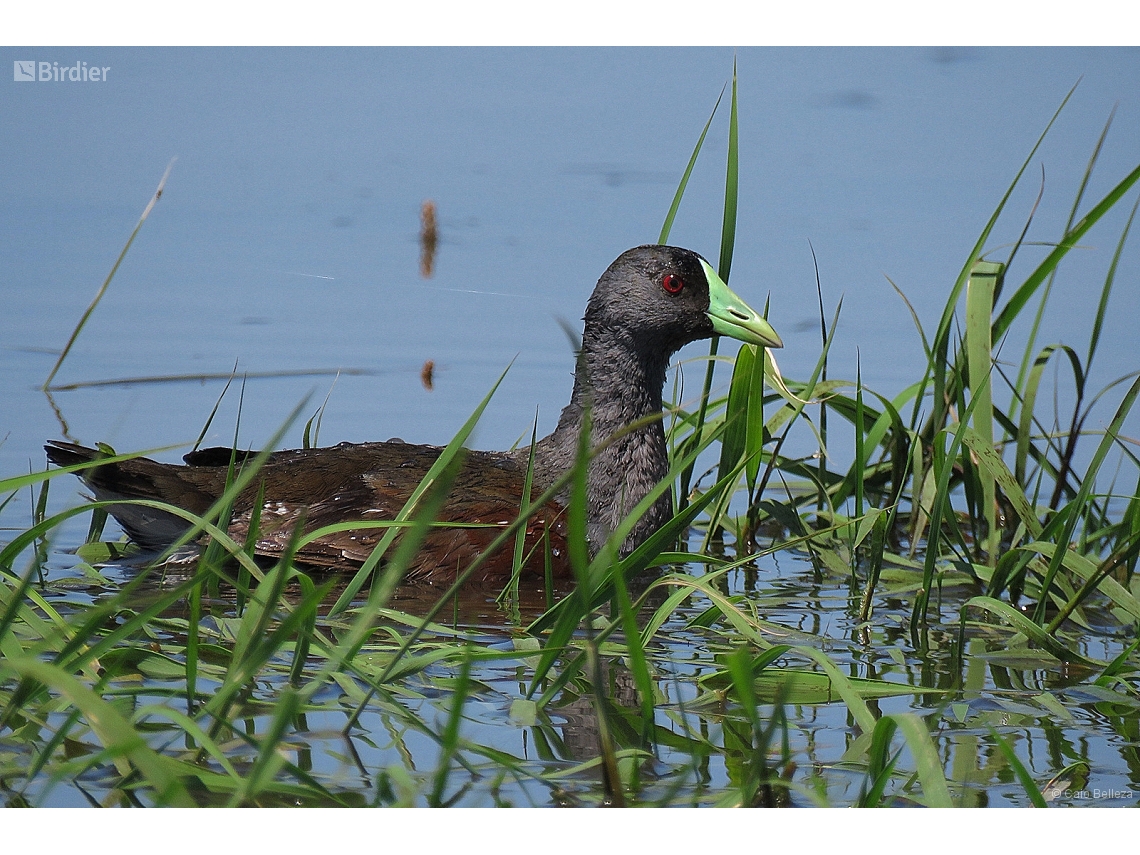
[46,245,781,584]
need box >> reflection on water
[419,199,437,279]
[8,530,1137,807]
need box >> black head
[585,245,781,357]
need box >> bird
[46,244,782,585]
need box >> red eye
[662,273,684,294]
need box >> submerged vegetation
[2,76,1139,807]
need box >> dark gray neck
[530,324,675,555]
[562,325,669,429]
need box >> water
[2,47,1139,806]
[4,48,1139,471]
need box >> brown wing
[48,441,570,581]
[223,444,571,582]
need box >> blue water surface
[3,48,1137,485]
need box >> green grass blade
[789,645,876,734]
[327,362,513,616]
[43,160,175,390]
[853,353,865,539]
[745,320,770,492]
[988,726,1049,807]
[717,342,754,490]
[500,417,540,609]
[1016,344,1061,486]
[658,84,725,244]
[963,596,1095,664]
[428,646,473,807]
[1011,109,1115,419]
[966,260,1002,561]
[191,366,238,453]
[3,656,195,806]
[1035,374,1140,624]
[961,425,1043,539]
[1027,540,1140,626]
[928,83,1079,433]
[993,160,1140,344]
[679,68,740,511]
[718,58,739,282]
[914,365,996,633]
[888,713,954,808]
[1087,193,1139,374]
[526,421,733,690]
[609,552,655,748]
[859,716,901,806]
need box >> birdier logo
[13,60,110,82]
